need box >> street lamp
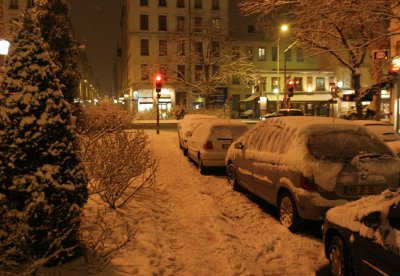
[276,24,288,111]
[0,39,10,65]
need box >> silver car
[225,116,400,232]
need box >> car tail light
[204,141,213,150]
[300,173,318,191]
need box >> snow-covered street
[98,129,329,275]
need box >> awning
[240,94,260,102]
[267,93,333,102]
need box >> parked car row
[177,114,400,276]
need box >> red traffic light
[287,79,295,87]
[155,74,163,92]
[287,79,295,97]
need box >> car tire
[227,163,241,191]
[348,114,357,120]
[278,192,302,232]
[198,157,208,175]
[183,148,188,156]
[329,235,354,276]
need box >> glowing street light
[0,39,10,55]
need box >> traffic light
[287,79,295,97]
[155,74,163,93]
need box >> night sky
[69,0,123,96]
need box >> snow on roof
[262,116,356,130]
[326,189,400,251]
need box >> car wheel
[348,114,357,120]
[198,157,208,175]
[329,235,354,276]
[278,192,301,232]
[227,163,241,191]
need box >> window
[159,0,166,7]
[140,39,149,56]
[140,15,149,30]
[159,40,167,56]
[245,46,253,60]
[294,77,303,91]
[159,15,167,31]
[258,47,266,61]
[9,0,19,9]
[195,64,203,81]
[194,42,203,56]
[194,17,202,32]
[285,49,292,62]
[27,0,35,8]
[271,77,280,90]
[316,77,326,91]
[248,25,255,33]
[272,47,277,61]
[177,40,185,56]
[232,76,240,84]
[211,41,219,57]
[177,65,185,80]
[141,64,149,80]
[176,16,185,32]
[140,0,148,6]
[195,0,202,9]
[232,46,240,60]
[212,0,219,10]
[211,18,220,32]
[297,48,304,62]
[177,0,184,8]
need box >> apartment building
[120,0,229,116]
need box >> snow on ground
[45,129,329,275]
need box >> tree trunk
[352,72,363,119]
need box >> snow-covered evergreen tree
[0,10,88,272]
[32,0,81,103]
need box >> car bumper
[201,151,227,167]
[295,193,348,221]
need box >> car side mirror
[362,211,381,230]
[185,131,192,137]
[234,142,244,150]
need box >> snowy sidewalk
[44,130,329,275]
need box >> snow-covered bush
[0,11,88,273]
[78,102,158,209]
[79,205,133,275]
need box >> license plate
[344,185,378,195]
[222,144,231,149]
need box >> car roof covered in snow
[260,116,358,130]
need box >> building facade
[119,0,393,119]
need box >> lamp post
[276,24,288,111]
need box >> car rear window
[308,130,393,161]
[210,125,248,141]
[278,110,304,116]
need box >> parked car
[352,120,400,157]
[263,108,304,119]
[323,189,400,276]
[187,119,248,174]
[339,105,369,120]
[225,116,400,231]
[177,114,217,155]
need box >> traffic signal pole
[155,74,163,134]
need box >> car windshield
[308,129,393,161]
